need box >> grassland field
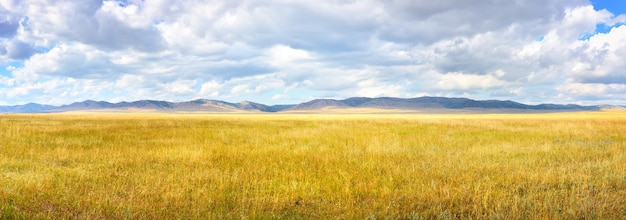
[0,111,625,219]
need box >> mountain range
[1,96,619,113]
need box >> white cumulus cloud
[0,0,624,106]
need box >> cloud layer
[0,0,625,105]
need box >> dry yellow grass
[1,112,625,219]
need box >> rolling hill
[288,97,602,111]
[0,96,614,113]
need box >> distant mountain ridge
[0,96,618,113]
[289,97,603,111]
[52,99,295,113]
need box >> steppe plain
[1,111,625,219]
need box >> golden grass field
[1,111,625,219]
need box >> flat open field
[1,112,625,219]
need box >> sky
[0,0,625,106]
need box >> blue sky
[1,0,625,106]
[592,0,626,15]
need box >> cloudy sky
[1,0,625,106]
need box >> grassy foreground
[1,112,625,219]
